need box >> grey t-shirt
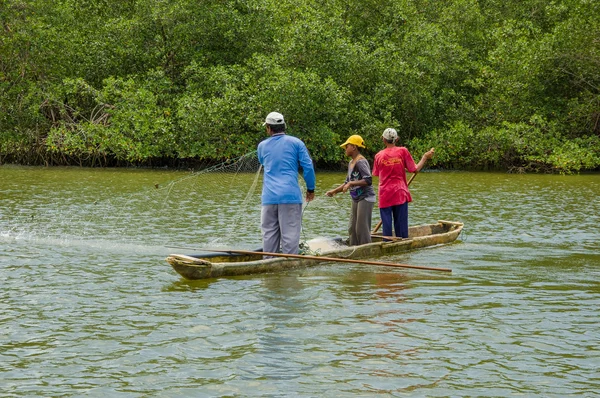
[346,157,376,202]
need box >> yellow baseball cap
[340,135,366,148]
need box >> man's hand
[424,147,435,160]
[306,191,315,202]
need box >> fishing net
[110,151,266,248]
[1,152,266,251]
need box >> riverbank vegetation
[1,0,599,173]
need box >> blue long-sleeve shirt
[257,134,316,205]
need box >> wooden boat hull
[166,220,463,280]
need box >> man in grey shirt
[326,135,375,245]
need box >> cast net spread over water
[1,152,270,251]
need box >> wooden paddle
[172,247,451,273]
[372,172,418,234]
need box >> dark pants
[380,202,409,239]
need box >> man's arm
[298,143,316,192]
[415,148,435,172]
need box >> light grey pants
[348,199,374,246]
[261,204,303,254]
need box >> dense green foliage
[1,0,599,173]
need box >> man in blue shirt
[257,112,316,254]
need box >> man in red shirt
[372,128,434,239]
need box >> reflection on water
[1,166,599,396]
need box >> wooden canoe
[166,220,463,280]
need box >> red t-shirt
[372,146,417,208]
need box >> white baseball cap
[382,128,398,141]
[263,111,285,126]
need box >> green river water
[1,164,598,397]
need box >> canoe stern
[166,254,213,280]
